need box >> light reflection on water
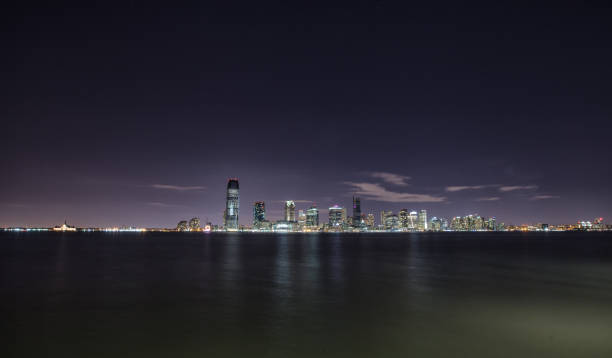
[2,232,612,357]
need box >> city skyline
[1,176,606,230]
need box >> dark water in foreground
[2,232,612,357]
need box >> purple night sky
[2,1,611,227]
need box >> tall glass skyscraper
[306,206,319,228]
[418,209,428,231]
[253,201,265,228]
[329,205,344,227]
[352,196,361,228]
[224,178,240,230]
[285,200,296,222]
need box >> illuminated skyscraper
[253,201,265,228]
[329,205,345,227]
[285,200,296,222]
[409,211,418,230]
[384,214,399,231]
[306,206,319,228]
[380,210,392,229]
[366,213,375,229]
[429,217,442,231]
[352,197,361,228]
[298,210,306,228]
[224,178,240,230]
[189,217,201,230]
[418,209,427,230]
[398,209,409,229]
[177,220,188,231]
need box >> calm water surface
[2,232,612,357]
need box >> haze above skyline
[2,1,611,227]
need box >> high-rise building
[398,209,409,229]
[253,201,266,228]
[177,220,188,231]
[224,178,240,231]
[366,213,375,229]
[384,214,399,231]
[418,209,427,231]
[298,210,306,228]
[189,217,201,230]
[352,197,361,228]
[429,217,442,231]
[329,205,345,227]
[409,211,418,230]
[285,200,296,222]
[380,211,392,229]
[306,206,319,228]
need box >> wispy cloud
[150,184,206,192]
[272,200,314,204]
[530,195,560,200]
[445,185,490,192]
[370,172,411,186]
[499,185,538,192]
[475,197,501,201]
[146,202,187,208]
[345,182,445,203]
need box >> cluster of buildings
[1,178,608,233]
[213,178,606,233]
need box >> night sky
[2,1,611,227]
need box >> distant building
[177,220,188,231]
[298,210,306,228]
[224,178,240,231]
[380,211,392,229]
[329,205,345,227]
[306,206,319,228]
[274,220,294,232]
[253,201,266,228]
[285,201,296,222]
[189,217,201,230]
[352,197,361,228]
[418,209,428,231]
[409,211,418,230]
[366,213,375,229]
[384,214,399,231]
[429,217,441,231]
[397,209,411,230]
[52,220,77,232]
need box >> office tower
[189,217,201,230]
[224,178,240,231]
[306,206,319,228]
[366,213,375,229]
[409,211,418,230]
[398,209,409,229]
[177,220,188,231]
[298,210,306,228]
[285,200,296,222]
[253,201,266,228]
[352,197,361,228]
[485,217,497,231]
[380,211,392,229]
[429,217,441,231]
[329,205,345,227]
[417,210,427,230]
[384,214,399,231]
[450,217,461,231]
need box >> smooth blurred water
[2,232,612,357]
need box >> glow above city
[1,2,610,228]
